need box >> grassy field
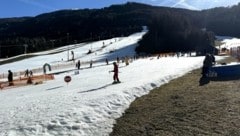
[110,57,240,136]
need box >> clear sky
[0,0,240,18]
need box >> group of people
[76,59,94,69]
[7,69,34,86]
[6,54,125,87]
[24,69,33,77]
[75,58,121,84]
[116,56,130,66]
[5,52,216,87]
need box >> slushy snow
[0,31,228,136]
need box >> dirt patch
[110,57,240,136]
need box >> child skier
[109,62,120,84]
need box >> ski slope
[0,30,227,136]
[0,31,145,73]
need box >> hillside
[0,2,240,58]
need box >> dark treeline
[136,12,215,54]
[202,4,240,37]
[0,2,240,58]
[0,3,150,58]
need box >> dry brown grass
[110,57,240,136]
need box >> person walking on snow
[109,62,120,84]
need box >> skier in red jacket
[110,62,120,84]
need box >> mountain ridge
[0,2,240,57]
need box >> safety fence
[229,46,240,61]
[0,52,192,80]
[0,60,91,80]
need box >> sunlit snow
[0,29,227,136]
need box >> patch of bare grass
[110,57,240,136]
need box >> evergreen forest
[0,2,240,58]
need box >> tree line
[0,2,240,58]
[136,12,215,54]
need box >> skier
[109,62,120,84]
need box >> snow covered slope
[0,30,223,136]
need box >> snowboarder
[8,70,13,86]
[109,62,120,84]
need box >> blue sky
[0,0,240,18]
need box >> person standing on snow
[105,58,109,65]
[90,60,93,68]
[125,56,129,66]
[116,57,120,63]
[24,69,29,77]
[8,70,13,86]
[109,62,120,84]
[76,60,81,70]
[29,70,33,77]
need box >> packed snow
[0,30,228,136]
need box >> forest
[0,2,240,58]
